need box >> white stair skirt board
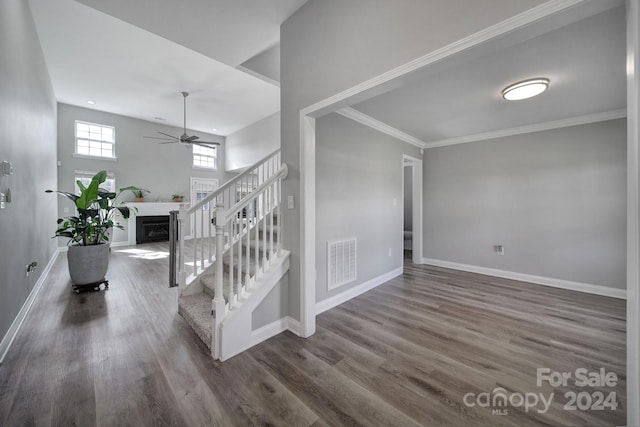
[423,258,626,300]
[315,267,403,315]
[219,250,290,361]
[0,248,63,364]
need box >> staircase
[169,150,290,361]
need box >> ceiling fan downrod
[182,91,189,140]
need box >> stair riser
[178,301,212,350]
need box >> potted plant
[46,171,143,291]
[172,194,184,203]
[131,188,150,202]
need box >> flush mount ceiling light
[502,78,549,101]
[87,100,96,105]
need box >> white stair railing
[211,164,287,358]
[170,149,283,291]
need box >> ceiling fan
[145,92,220,148]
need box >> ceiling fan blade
[160,141,178,144]
[144,136,177,141]
[186,135,199,142]
[157,131,179,140]
[192,141,220,147]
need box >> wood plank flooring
[0,243,626,426]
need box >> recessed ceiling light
[154,117,166,121]
[87,100,96,105]
[502,78,550,101]
[212,128,217,132]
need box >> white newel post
[212,202,226,359]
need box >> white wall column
[627,0,640,424]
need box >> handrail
[174,146,286,359]
[186,149,281,215]
[224,165,288,223]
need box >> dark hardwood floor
[0,243,626,426]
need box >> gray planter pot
[67,243,110,285]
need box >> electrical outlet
[26,261,38,277]
[495,245,505,255]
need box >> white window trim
[191,164,217,171]
[73,153,118,161]
[190,177,219,206]
[74,120,117,160]
[192,145,217,170]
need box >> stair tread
[178,293,212,349]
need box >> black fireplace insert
[136,215,170,244]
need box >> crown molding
[336,107,426,148]
[424,109,627,149]
[302,0,589,118]
[236,65,280,87]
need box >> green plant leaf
[98,189,116,199]
[45,190,80,203]
[116,206,130,218]
[76,172,106,210]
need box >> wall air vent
[327,238,357,290]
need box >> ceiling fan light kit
[144,92,221,148]
[502,78,550,101]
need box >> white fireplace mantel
[126,202,187,245]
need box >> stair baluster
[174,149,288,360]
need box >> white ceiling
[352,4,627,144]
[28,0,308,136]
[74,0,307,68]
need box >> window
[74,171,115,194]
[75,121,115,159]
[192,144,217,169]
[191,178,218,210]
[190,178,218,238]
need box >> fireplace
[136,215,170,244]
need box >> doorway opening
[402,155,422,265]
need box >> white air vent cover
[327,238,357,290]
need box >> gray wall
[423,119,627,289]
[0,0,58,347]
[281,0,545,321]
[316,113,421,302]
[225,112,280,172]
[57,103,232,244]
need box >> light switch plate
[287,195,294,209]
[0,193,5,209]
[1,161,13,176]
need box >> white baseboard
[110,241,131,248]
[0,247,62,364]
[249,316,303,347]
[423,258,626,300]
[285,316,303,336]
[315,267,404,315]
